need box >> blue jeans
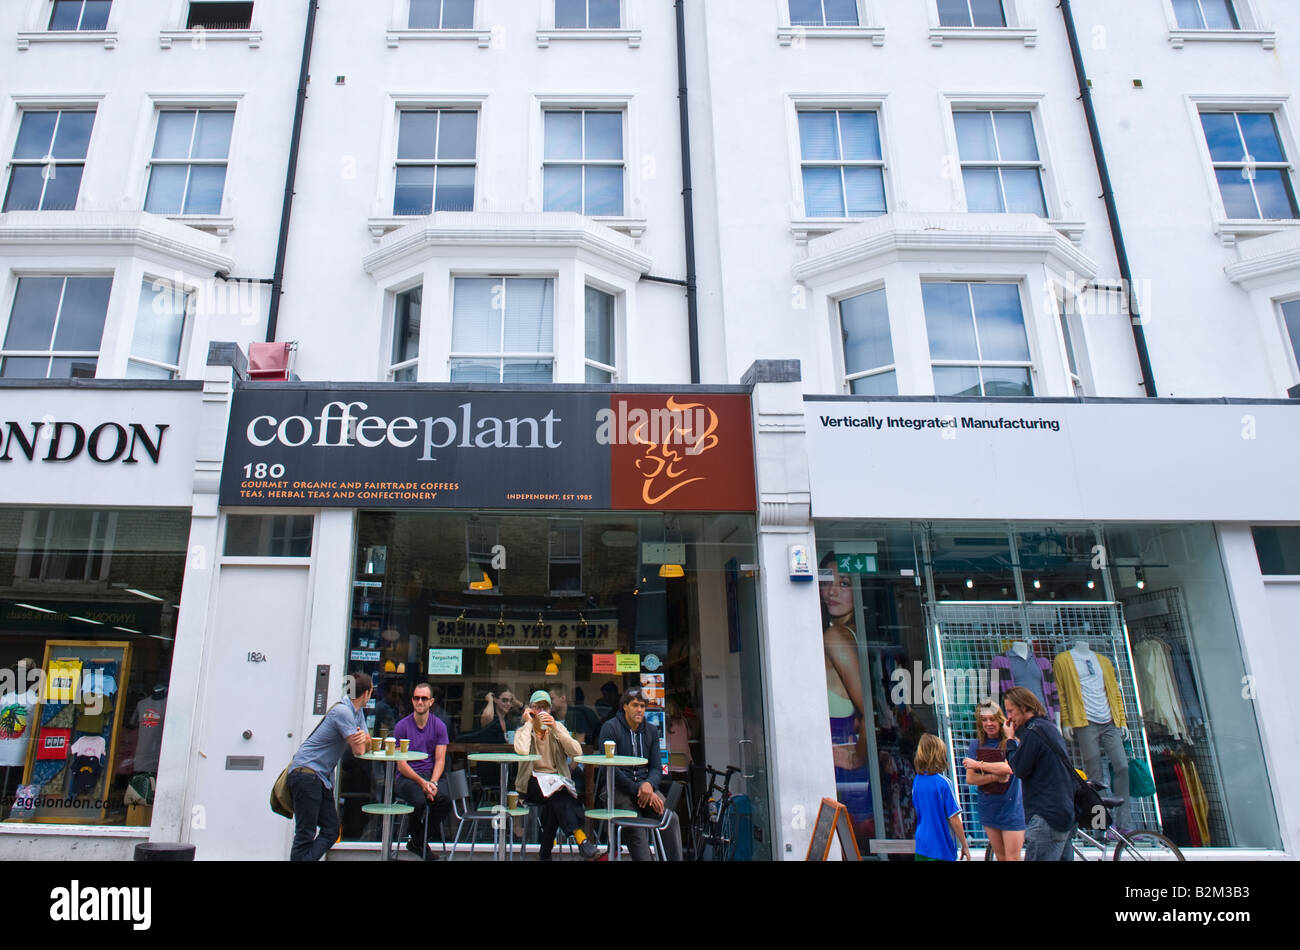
[1023,813,1074,861]
[288,768,339,862]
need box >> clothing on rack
[1133,639,1188,741]
[1169,645,1204,731]
[991,652,1060,718]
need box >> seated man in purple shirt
[392,681,452,860]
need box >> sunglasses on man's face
[413,696,432,703]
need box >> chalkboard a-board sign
[805,798,862,861]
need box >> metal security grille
[926,601,1161,844]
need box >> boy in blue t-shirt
[912,733,971,861]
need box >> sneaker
[578,838,599,860]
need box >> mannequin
[130,686,168,775]
[993,641,1060,726]
[1052,642,1131,828]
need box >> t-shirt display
[132,697,167,772]
[0,689,39,767]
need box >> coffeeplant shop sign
[218,387,757,511]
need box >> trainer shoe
[578,838,599,860]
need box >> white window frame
[144,108,236,219]
[833,282,897,395]
[929,0,1036,47]
[941,94,1079,237]
[159,0,262,49]
[133,94,243,235]
[15,509,117,585]
[17,0,117,48]
[1275,296,1300,387]
[388,0,493,47]
[921,279,1037,398]
[786,94,894,243]
[583,283,618,382]
[128,275,194,380]
[1187,95,1300,245]
[538,0,641,47]
[392,107,480,217]
[386,279,424,381]
[3,107,97,213]
[531,95,644,236]
[794,106,888,221]
[778,0,884,46]
[1166,0,1274,49]
[448,274,558,383]
[0,272,114,380]
[218,510,316,567]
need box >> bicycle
[689,765,741,861]
[984,786,1184,861]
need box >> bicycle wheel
[1112,829,1185,862]
[713,800,738,861]
[689,800,713,861]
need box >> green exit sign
[837,554,878,574]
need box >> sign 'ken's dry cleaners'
[218,388,756,512]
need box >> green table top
[467,752,540,763]
[574,755,647,767]
[358,751,428,762]
[585,808,639,821]
[361,803,415,815]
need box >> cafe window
[223,514,314,557]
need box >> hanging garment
[1053,651,1126,729]
[1169,646,1205,731]
[1133,639,1187,741]
[1151,753,1189,846]
[992,652,1061,718]
[1181,756,1210,846]
[1173,763,1201,847]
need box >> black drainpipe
[674,0,701,384]
[264,0,319,343]
[1059,0,1157,397]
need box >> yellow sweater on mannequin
[1052,650,1126,729]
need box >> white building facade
[0,0,1296,859]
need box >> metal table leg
[496,762,509,862]
[381,760,395,862]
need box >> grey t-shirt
[133,697,167,772]
[1006,653,1048,709]
[290,700,366,789]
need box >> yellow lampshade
[544,661,559,675]
[470,570,494,591]
[485,641,502,656]
[550,651,561,665]
[659,563,685,578]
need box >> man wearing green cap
[514,689,597,859]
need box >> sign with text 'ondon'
[218,387,756,511]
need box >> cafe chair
[446,768,529,860]
[610,781,684,861]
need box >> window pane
[954,112,997,161]
[586,363,613,383]
[51,112,95,159]
[1282,300,1300,364]
[14,113,58,160]
[544,112,583,160]
[437,112,478,160]
[449,358,500,382]
[502,360,553,383]
[962,167,1004,212]
[126,360,175,380]
[1252,169,1298,219]
[398,111,439,160]
[839,112,881,161]
[1171,0,1202,28]
[49,356,97,379]
[434,165,475,212]
[922,283,979,360]
[844,167,886,215]
[937,0,970,26]
[802,167,845,217]
[4,167,47,212]
[1237,113,1285,164]
[52,277,110,350]
[970,0,1006,28]
[128,292,183,366]
[1202,0,1239,30]
[588,0,619,28]
[451,278,501,352]
[503,279,553,353]
[1252,526,1300,575]
[153,112,196,159]
[992,112,1038,161]
[394,166,436,215]
[789,0,823,26]
[183,165,226,214]
[39,164,83,211]
[392,288,421,366]
[50,1,83,30]
[840,288,893,374]
[980,366,1033,397]
[392,364,417,382]
[543,165,582,212]
[823,0,859,26]
[932,365,982,396]
[193,112,234,159]
[583,165,623,215]
[971,284,1029,361]
[442,0,475,28]
[584,112,623,160]
[850,371,896,396]
[145,165,187,214]
[555,0,587,28]
[409,0,440,27]
[1201,113,1245,162]
[1000,167,1047,215]
[1216,167,1259,217]
[798,112,840,161]
[1059,307,1079,376]
[1,357,50,378]
[4,278,63,350]
[225,515,315,557]
[585,287,614,366]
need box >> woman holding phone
[962,701,1025,860]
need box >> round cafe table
[359,750,428,861]
[574,754,647,861]
[467,752,539,861]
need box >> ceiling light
[15,602,55,614]
[544,660,559,675]
[69,615,103,625]
[485,641,501,655]
[658,563,684,578]
[469,570,494,591]
[965,578,974,589]
[113,625,142,634]
[125,588,164,602]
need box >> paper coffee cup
[507,791,519,809]
[604,740,616,757]
[370,737,382,753]
[400,738,411,754]
[385,737,396,756]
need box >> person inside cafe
[550,685,600,743]
[393,681,452,861]
[514,690,598,860]
[479,685,522,740]
[596,687,683,861]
